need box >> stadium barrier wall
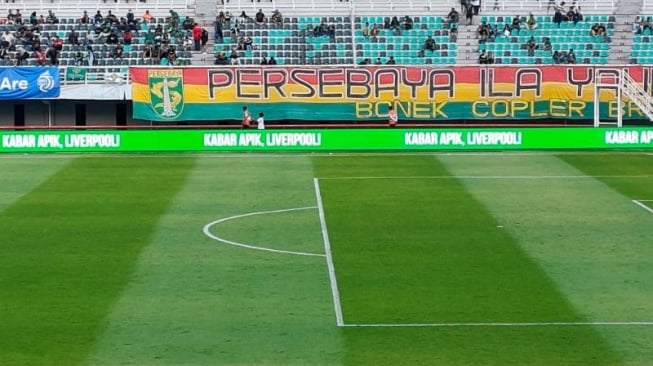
[131,65,653,122]
[1,127,653,152]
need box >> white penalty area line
[202,206,325,257]
[343,321,653,328]
[313,177,344,327]
[319,175,652,181]
[632,200,653,214]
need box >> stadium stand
[0,0,645,78]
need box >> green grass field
[1,152,653,365]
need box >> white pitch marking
[203,206,325,257]
[313,177,344,327]
[319,175,651,180]
[343,321,653,328]
[632,200,653,214]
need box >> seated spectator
[268,56,277,65]
[45,44,57,65]
[0,46,7,60]
[79,10,90,24]
[243,36,253,51]
[240,11,250,21]
[255,9,266,23]
[423,35,436,52]
[106,11,118,24]
[389,16,400,30]
[566,48,576,64]
[374,57,382,65]
[502,23,511,37]
[362,22,370,37]
[479,49,489,64]
[46,10,58,24]
[52,36,63,51]
[510,15,521,31]
[552,50,562,63]
[359,58,370,65]
[142,43,155,58]
[126,9,135,23]
[214,51,229,65]
[15,45,30,65]
[0,31,14,49]
[526,36,538,56]
[477,21,490,42]
[403,15,413,30]
[260,56,268,65]
[386,56,396,64]
[95,11,104,24]
[446,7,459,25]
[526,13,537,29]
[167,45,177,64]
[110,43,124,59]
[270,10,282,24]
[542,37,552,51]
[74,51,84,66]
[85,46,94,66]
[123,30,133,45]
[6,9,15,24]
[15,9,22,24]
[633,16,642,34]
[371,24,381,37]
[68,29,80,45]
[34,47,47,65]
[553,9,563,27]
[142,10,153,24]
[230,48,240,64]
[106,31,119,45]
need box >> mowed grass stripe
[0,157,72,212]
[0,156,196,366]
[87,156,344,366]
[313,155,622,365]
[440,153,653,363]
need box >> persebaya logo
[149,69,184,119]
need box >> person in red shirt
[388,105,398,127]
[192,23,201,51]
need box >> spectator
[214,18,224,44]
[450,25,458,41]
[370,24,380,37]
[192,23,201,51]
[85,45,94,66]
[552,50,562,63]
[142,43,154,58]
[106,31,119,45]
[526,36,538,56]
[52,36,63,51]
[423,35,436,52]
[106,10,118,25]
[553,9,563,27]
[390,16,400,30]
[465,4,474,25]
[79,10,90,24]
[362,22,370,37]
[374,57,382,65]
[260,56,268,65]
[243,36,253,51]
[110,42,124,59]
[68,29,80,45]
[471,0,480,15]
[126,9,134,23]
[94,10,103,24]
[359,58,370,65]
[386,56,396,64]
[0,31,14,49]
[566,48,576,64]
[15,45,30,65]
[526,13,537,29]
[486,51,495,64]
[201,28,209,53]
[542,36,552,51]
[46,10,58,24]
[142,10,153,23]
[510,15,521,31]
[633,16,642,34]
[643,17,652,33]
[34,47,47,65]
[74,51,84,66]
[123,30,133,45]
[268,56,277,65]
[590,23,606,37]
[461,0,468,13]
[270,10,282,24]
[29,11,37,26]
[479,49,489,64]
[403,15,413,30]
[215,51,229,65]
[169,9,180,29]
[446,7,459,25]
[502,23,511,37]
[255,9,265,23]
[230,48,240,64]
[45,44,57,65]
[15,9,22,24]
[477,21,490,42]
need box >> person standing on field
[388,105,398,127]
[257,112,265,130]
[242,106,251,128]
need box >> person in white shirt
[257,112,265,130]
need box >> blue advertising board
[0,67,60,99]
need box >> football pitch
[1,152,653,365]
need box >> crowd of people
[0,8,205,66]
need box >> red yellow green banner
[131,66,653,122]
